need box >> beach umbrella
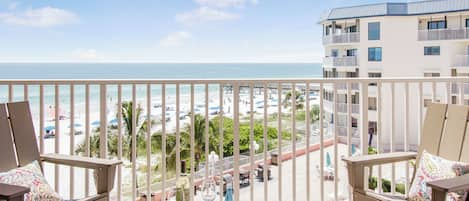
[91,120,100,127]
[44,125,55,131]
[68,123,83,128]
[326,152,332,168]
[109,118,118,125]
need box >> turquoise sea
[0,63,323,119]
[0,63,322,79]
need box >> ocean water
[0,63,323,121]
[0,63,322,79]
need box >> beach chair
[0,101,121,201]
[343,103,469,201]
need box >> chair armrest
[427,174,469,193]
[40,154,122,169]
[41,154,122,197]
[0,183,30,200]
[342,152,417,166]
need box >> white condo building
[319,0,469,151]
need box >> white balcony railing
[1,77,469,201]
[451,82,469,95]
[452,55,469,67]
[323,56,358,67]
[322,32,360,45]
[324,99,359,115]
[418,28,469,41]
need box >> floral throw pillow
[409,150,468,201]
[0,160,61,201]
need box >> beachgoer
[223,174,233,201]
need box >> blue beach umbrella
[44,125,55,131]
[326,152,332,168]
[109,118,118,125]
[68,123,83,128]
[91,120,100,126]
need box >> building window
[347,25,357,33]
[424,46,440,56]
[331,49,338,57]
[368,22,381,40]
[368,72,382,78]
[466,19,469,28]
[424,72,440,77]
[325,25,331,35]
[452,69,457,77]
[346,49,357,57]
[368,47,382,61]
[368,22,380,40]
[427,20,446,30]
[351,94,359,104]
[347,71,358,78]
[368,72,382,86]
[368,97,377,111]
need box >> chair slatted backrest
[7,101,41,167]
[418,103,469,166]
[461,123,469,163]
[0,104,19,172]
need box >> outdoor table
[239,169,250,187]
[0,183,30,201]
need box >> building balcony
[322,32,360,45]
[1,77,467,201]
[324,99,360,115]
[418,28,469,41]
[451,82,469,95]
[323,56,358,68]
[452,55,469,68]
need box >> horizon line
[0,61,323,64]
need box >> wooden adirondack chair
[0,101,121,201]
[343,103,469,201]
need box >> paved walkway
[235,144,349,201]
[194,144,410,201]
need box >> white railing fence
[452,55,469,67]
[322,32,360,44]
[323,56,358,67]
[418,28,469,41]
[1,77,468,201]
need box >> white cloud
[176,7,239,25]
[160,32,192,47]
[7,2,19,10]
[0,7,79,27]
[73,49,99,60]
[194,0,258,8]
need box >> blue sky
[0,0,407,63]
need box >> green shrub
[368,147,378,155]
[368,177,405,194]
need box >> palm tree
[310,104,320,123]
[184,114,215,170]
[152,131,191,172]
[283,90,304,110]
[122,101,151,161]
